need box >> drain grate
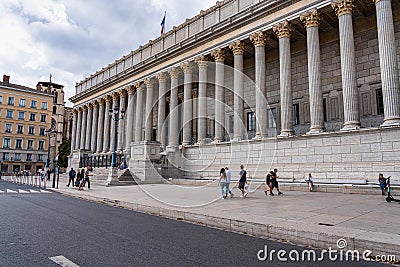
[318,223,334,227]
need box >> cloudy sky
[0,0,217,106]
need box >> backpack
[70,170,76,178]
[266,173,271,183]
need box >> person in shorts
[270,168,283,195]
[238,165,248,197]
[264,170,273,196]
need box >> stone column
[109,93,119,153]
[96,99,105,154]
[117,89,126,151]
[71,110,78,150]
[374,0,400,126]
[80,106,88,149]
[274,21,294,137]
[144,78,155,142]
[85,104,93,150]
[229,41,245,141]
[300,9,325,134]
[103,95,112,153]
[91,101,99,153]
[211,48,227,142]
[75,108,82,150]
[180,62,195,145]
[125,86,136,150]
[195,55,209,143]
[250,33,269,138]
[332,0,360,130]
[156,73,167,146]
[168,67,180,147]
[135,82,145,142]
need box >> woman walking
[218,168,227,199]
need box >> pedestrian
[78,169,86,190]
[270,168,283,195]
[305,173,314,192]
[46,168,51,181]
[225,166,233,198]
[238,165,248,197]
[75,169,81,187]
[67,168,76,187]
[40,168,45,181]
[84,165,93,189]
[218,168,227,199]
[264,170,273,196]
[378,173,387,196]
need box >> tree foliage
[58,139,71,168]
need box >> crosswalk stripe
[30,190,40,193]
[7,189,17,193]
[19,189,29,193]
[40,190,51,193]
[0,190,4,193]
[49,255,80,267]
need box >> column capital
[73,108,79,114]
[126,85,135,95]
[331,0,355,17]
[112,92,119,100]
[168,67,181,79]
[134,81,144,91]
[273,20,293,38]
[180,62,195,74]
[88,103,94,110]
[118,89,126,98]
[178,95,184,102]
[92,100,99,107]
[156,72,168,83]
[250,32,267,47]
[104,95,112,103]
[96,98,105,105]
[195,55,211,68]
[300,9,321,28]
[211,48,227,62]
[229,40,245,54]
[144,77,156,88]
[192,91,198,98]
[372,0,382,4]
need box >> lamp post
[109,105,125,168]
[45,128,55,186]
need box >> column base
[306,127,324,135]
[341,122,360,131]
[278,130,294,138]
[231,137,242,142]
[106,167,120,186]
[381,117,400,127]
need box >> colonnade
[71,0,400,154]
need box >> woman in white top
[218,168,227,199]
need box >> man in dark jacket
[67,168,76,187]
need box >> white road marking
[49,255,79,267]
[6,189,17,193]
[0,190,4,193]
[40,190,51,193]
[18,189,29,193]
[29,190,40,193]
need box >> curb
[55,189,400,261]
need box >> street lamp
[45,128,55,185]
[109,105,125,168]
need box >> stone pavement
[47,175,400,261]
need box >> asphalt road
[0,180,383,267]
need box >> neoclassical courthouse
[69,0,400,184]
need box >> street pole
[111,111,118,168]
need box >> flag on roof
[160,12,166,35]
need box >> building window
[268,108,277,128]
[30,113,36,121]
[26,154,32,161]
[38,140,44,150]
[0,96,2,104]
[28,126,35,135]
[15,139,22,149]
[39,127,45,136]
[40,114,47,122]
[27,140,34,150]
[18,111,25,120]
[41,102,48,110]
[376,89,384,115]
[293,103,300,126]
[247,112,256,131]
[6,110,13,119]
[3,138,11,149]
[19,99,26,107]
[8,97,14,105]
[3,152,9,160]
[31,100,37,108]
[17,125,24,134]
[323,99,327,122]
[5,123,12,133]
[228,115,234,134]
[15,153,21,161]
[38,154,44,162]
[53,106,57,115]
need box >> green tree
[58,139,71,168]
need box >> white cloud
[0,0,218,107]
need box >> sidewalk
[48,175,400,261]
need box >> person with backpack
[264,170,273,196]
[238,165,248,198]
[67,168,76,187]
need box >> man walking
[238,165,248,197]
[225,166,233,198]
[270,168,283,195]
[67,168,76,187]
[84,165,93,189]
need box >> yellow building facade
[0,75,53,174]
